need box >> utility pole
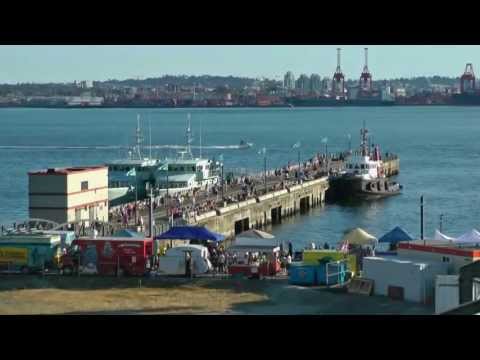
[148,183,154,238]
[420,196,425,244]
[440,214,444,233]
[135,170,138,225]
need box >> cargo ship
[326,124,401,201]
[450,92,480,105]
[287,96,346,107]
[287,93,394,107]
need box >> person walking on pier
[218,251,226,273]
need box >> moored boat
[327,123,402,201]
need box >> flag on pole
[321,137,328,144]
[126,167,137,177]
[292,141,301,149]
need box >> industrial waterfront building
[28,166,108,225]
[397,240,480,274]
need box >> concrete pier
[186,177,329,239]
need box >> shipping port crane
[359,47,373,92]
[332,48,345,97]
[460,63,475,93]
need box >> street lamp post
[221,163,224,201]
[292,141,301,171]
[259,147,267,195]
[135,169,138,225]
[166,165,169,199]
[264,155,267,195]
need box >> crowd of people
[108,151,344,228]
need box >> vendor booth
[154,226,223,276]
[227,230,281,277]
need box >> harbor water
[1,106,480,249]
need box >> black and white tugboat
[327,124,402,201]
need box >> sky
[0,45,478,83]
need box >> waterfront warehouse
[28,166,108,225]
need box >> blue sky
[0,45,478,83]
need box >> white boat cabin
[345,153,384,181]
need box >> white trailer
[363,256,448,304]
[435,275,460,314]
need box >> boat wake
[0,144,254,150]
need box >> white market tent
[455,229,480,244]
[229,230,279,257]
[341,228,377,246]
[234,230,277,248]
[433,229,456,242]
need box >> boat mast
[149,116,152,159]
[360,120,368,157]
[199,116,202,159]
[185,113,193,158]
[135,114,144,160]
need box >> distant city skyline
[0,45,478,84]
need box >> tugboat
[327,123,402,201]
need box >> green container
[303,250,357,275]
[0,233,61,271]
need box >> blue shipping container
[288,265,317,286]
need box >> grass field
[0,275,434,315]
[0,275,267,315]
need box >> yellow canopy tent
[341,228,377,246]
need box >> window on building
[81,181,89,191]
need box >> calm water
[1,107,480,248]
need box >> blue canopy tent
[378,226,413,244]
[155,226,225,243]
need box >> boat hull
[326,176,401,201]
[108,187,136,207]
